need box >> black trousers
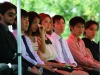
[22,58,63,75]
[10,64,18,75]
[84,69,99,75]
[43,68,63,75]
[48,60,73,73]
[24,69,52,75]
[0,63,10,75]
[23,66,63,75]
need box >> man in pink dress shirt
[67,16,100,75]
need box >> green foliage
[11,0,100,42]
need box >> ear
[0,13,3,19]
[70,26,73,31]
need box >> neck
[21,31,25,34]
[28,30,32,36]
[71,33,79,39]
[55,31,61,36]
[84,36,92,41]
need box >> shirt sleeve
[67,38,98,67]
[21,37,38,66]
[26,36,45,65]
[12,31,38,66]
[65,41,77,66]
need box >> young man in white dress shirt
[50,15,89,75]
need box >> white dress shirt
[50,32,77,66]
[12,30,44,65]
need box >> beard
[5,20,14,26]
[4,16,14,26]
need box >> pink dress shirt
[67,34,100,68]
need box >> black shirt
[82,38,99,61]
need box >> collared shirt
[12,30,44,65]
[50,32,77,65]
[67,33,100,67]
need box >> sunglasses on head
[8,12,16,17]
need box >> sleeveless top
[31,36,39,51]
[31,36,56,61]
[40,36,56,61]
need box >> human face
[54,18,65,36]
[0,8,16,27]
[85,24,98,40]
[71,23,84,38]
[30,17,40,32]
[21,16,29,33]
[41,17,51,31]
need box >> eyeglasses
[7,12,16,17]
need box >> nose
[26,20,29,25]
[60,23,65,28]
[47,23,51,26]
[12,15,16,19]
[35,24,38,27]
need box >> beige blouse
[30,36,56,61]
[31,37,39,51]
[40,44,57,61]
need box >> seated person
[25,11,72,75]
[67,16,100,75]
[82,20,99,61]
[50,15,89,75]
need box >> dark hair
[12,9,28,30]
[21,9,28,18]
[0,2,16,15]
[25,11,41,36]
[52,15,65,25]
[69,16,85,31]
[84,20,99,35]
[85,20,99,30]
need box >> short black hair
[0,1,16,15]
[52,15,65,25]
[69,16,85,27]
[12,9,28,30]
[21,9,28,18]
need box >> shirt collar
[0,23,9,31]
[69,33,81,42]
[13,29,23,36]
[53,32,62,40]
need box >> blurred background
[1,0,100,43]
